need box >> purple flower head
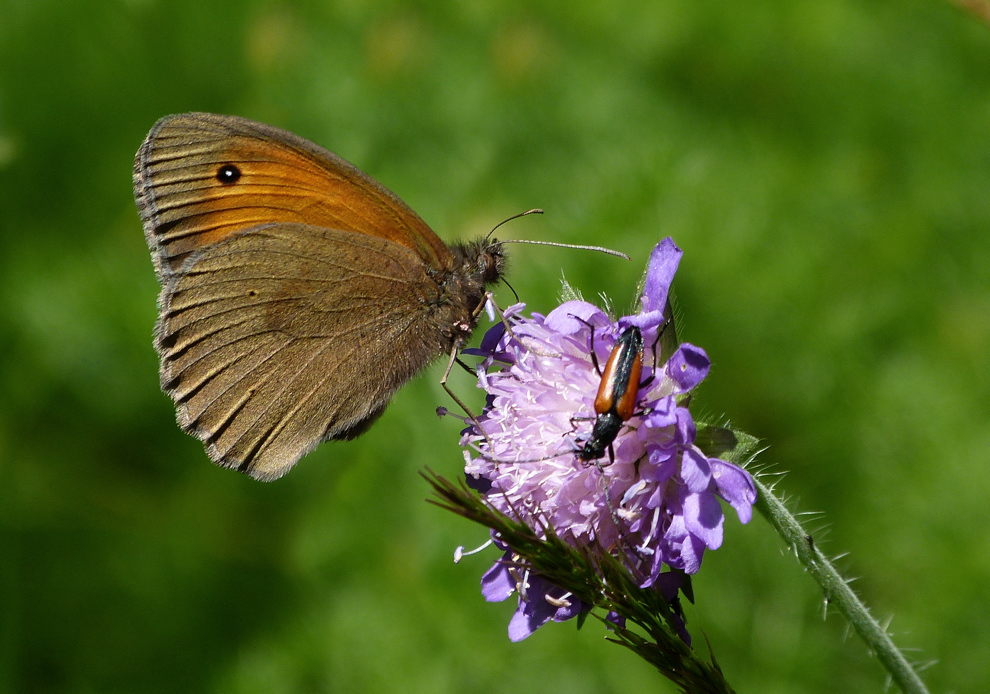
[459,238,757,640]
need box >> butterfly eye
[216,164,242,184]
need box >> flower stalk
[688,422,931,693]
[752,475,931,694]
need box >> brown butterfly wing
[158,223,453,481]
[133,112,452,280]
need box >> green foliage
[1,1,988,692]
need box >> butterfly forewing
[134,112,451,280]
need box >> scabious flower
[459,238,757,641]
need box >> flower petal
[644,445,678,482]
[665,343,711,393]
[606,611,626,629]
[683,489,724,550]
[506,575,583,641]
[477,322,507,356]
[679,447,711,492]
[640,238,682,314]
[711,459,757,524]
[465,469,493,494]
[651,570,685,602]
[481,553,516,602]
[544,301,610,335]
[674,407,697,446]
[508,603,544,642]
[641,395,678,431]
[661,511,705,574]
[620,309,667,347]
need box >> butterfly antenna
[501,238,630,260]
[486,208,630,260]
[485,208,544,242]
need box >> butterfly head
[452,237,507,290]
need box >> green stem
[753,477,929,694]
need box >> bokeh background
[1,1,988,692]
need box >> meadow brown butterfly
[134,113,505,481]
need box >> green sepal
[694,422,760,464]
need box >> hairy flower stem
[753,477,929,694]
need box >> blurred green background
[1,0,988,692]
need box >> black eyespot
[216,164,241,184]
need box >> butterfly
[134,113,505,481]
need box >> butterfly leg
[439,344,491,446]
[474,291,520,346]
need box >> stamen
[436,406,470,425]
[518,567,531,601]
[545,591,573,608]
[454,538,494,563]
